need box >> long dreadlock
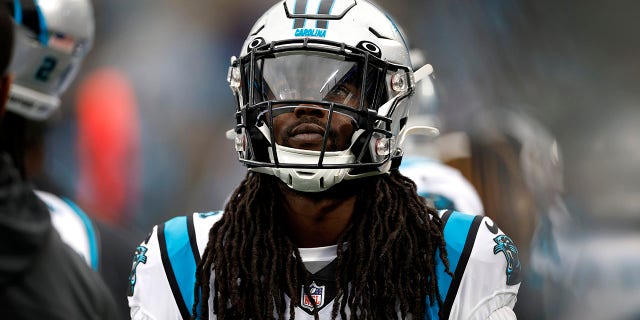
[192,169,450,319]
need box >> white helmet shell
[241,0,411,67]
[5,0,94,120]
[229,0,417,192]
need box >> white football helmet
[3,0,94,120]
[227,0,429,192]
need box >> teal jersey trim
[163,216,199,318]
[62,197,99,270]
[419,191,457,212]
[13,0,22,24]
[427,211,478,319]
[399,156,437,169]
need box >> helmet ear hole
[356,41,382,58]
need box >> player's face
[272,83,359,152]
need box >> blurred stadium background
[37,1,640,319]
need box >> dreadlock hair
[192,169,451,319]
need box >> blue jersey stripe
[419,192,457,212]
[63,197,99,270]
[427,211,476,319]
[399,156,437,170]
[13,0,22,24]
[441,214,483,318]
[440,211,476,296]
[164,216,199,318]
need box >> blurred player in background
[453,107,608,319]
[0,7,117,319]
[436,105,545,319]
[399,49,484,215]
[0,1,138,318]
[515,108,640,320]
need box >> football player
[0,7,116,318]
[129,1,520,319]
[1,1,136,318]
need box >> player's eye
[325,85,356,106]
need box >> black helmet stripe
[315,0,336,29]
[291,0,337,30]
[292,0,306,29]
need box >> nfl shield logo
[301,282,325,311]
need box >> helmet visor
[235,45,401,169]
[243,51,386,111]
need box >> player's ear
[0,74,11,118]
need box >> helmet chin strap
[255,143,357,192]
[228,123,381,192]
[253,123,362,192]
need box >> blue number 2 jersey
[128,210,521,319]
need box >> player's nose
[293,104,327,118]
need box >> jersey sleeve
[128,212,223,320]
[447,215,521,320]
[36,191,99,269]
[400,158,485,215]
[127,225,183,320]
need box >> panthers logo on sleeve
[493,235,522,285]
[128,245,148,296]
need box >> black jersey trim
[440,215,483,319]
[299,258,338,315]
[186,214,201,266]
[440,209,453,226]
[158,223,191,320]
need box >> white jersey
[400,156,485,215]
[129,211,520,319]
[35,190,99,270]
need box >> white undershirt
[299,244,337,273]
